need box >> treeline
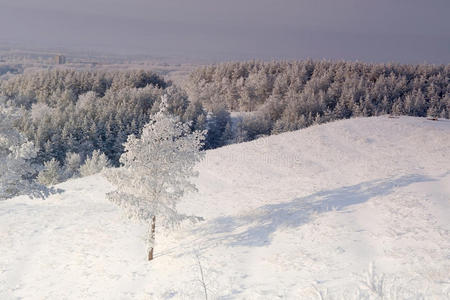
[1,62,449,177]
[0,70,208,167]
[1,69,167,106]
[185,60,449,140]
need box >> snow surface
[1,116,449,299]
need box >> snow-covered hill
[1,116,449,299]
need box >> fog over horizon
[0,0,449,63]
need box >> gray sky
[0,0,449,63]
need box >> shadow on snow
[196,174,435,248]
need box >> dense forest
[185,61,449,140]
[0,70,209,166]
[0,61,449,190]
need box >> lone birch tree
[105,96,205,260]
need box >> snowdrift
[1,116,449,299]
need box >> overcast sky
[0,0,449,63]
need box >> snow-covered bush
[79,150,111,177]
[37,158,62,186]
[0,105,39,199]
[105,96,206,260]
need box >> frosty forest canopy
[0,60,448,199]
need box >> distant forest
[185,61,449,140]
[1,61,449,171]
[0,70,209,166]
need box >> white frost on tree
[79,150,111,177]
[37,158,62,186]
[105,95,206,260]
[0,105,38,199]
[63,152,82,180]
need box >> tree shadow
[28,183,64,200]
[196,174,435,248]
[0,183,64,201]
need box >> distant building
[54,55,66,64]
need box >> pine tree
[37,158,62,186]
[221,121,233,145]
[105,96,206,261]
[79,150,111,177]
[205,105,231,148]
[426,106,439,120]
[63,152,82,179]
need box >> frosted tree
[0,105,38,199]
[63,152,82,180]
[79,150,111,177]
[426,106,439,120]
[105,96,206,261]
[37,158,62,186]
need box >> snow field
[1,116,449,299]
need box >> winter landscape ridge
[1,116,449,299]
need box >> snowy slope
[1,116,449,299]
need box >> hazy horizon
[0,0,449,63]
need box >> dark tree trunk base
[148,248,154,261]
[148,215,156,261]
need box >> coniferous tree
[63,152,82,180]
[37,158,62,186]
[79,150,111,177]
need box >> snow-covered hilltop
[1,116,449,299]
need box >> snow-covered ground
[1,116,449,299]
